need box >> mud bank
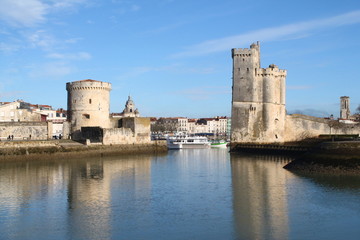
[0,140,167,161]
[284,141,360,174]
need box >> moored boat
[167,134,210,149]
[210,140,228,148]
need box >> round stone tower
[66,79,112,139]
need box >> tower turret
[121,95,140,117]
[340,96,350,119]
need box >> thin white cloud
[28,62,75,78]
[46,52,92,60]
[117,64,216,80]
[51,0,88,9]
[117,65,177,80]
[111,1,142,15]
[0,0,89,27]
[173,10,360,58]
[64,37,83,44]
[131,4,140,12]
[0,0,48,27]
[0,42,20,53]
[0,90,26,100]
[26,30,56,50]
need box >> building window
[83,114,90,119]
[89,99,92,104]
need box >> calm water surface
[1,149,360,240]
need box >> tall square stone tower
[231,42,287,144]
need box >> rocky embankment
[284,141,360,174]
[0,140,167,161]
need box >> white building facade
[152,116,230,137]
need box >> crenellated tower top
[232,41,261,70]
[66,79,112,91]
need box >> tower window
[89,99,92,104]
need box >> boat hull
[210,141,228,148]
[168,143,210,149]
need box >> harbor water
[1,149,360,240]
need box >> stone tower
[231,42,287,144]
[340,96,350,119]
[66,79,112,139]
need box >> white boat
[210,140,228,148]
[167,134,210,149]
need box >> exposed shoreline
[231,141,360,174]
[283,146,360,175]
[0,140,168,161]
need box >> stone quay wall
[0,122,50,141]
[0,140,167,161]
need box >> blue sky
[0,0,360,118]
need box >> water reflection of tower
[230,154,293,240]
[0,161,70,239]
[66,155,152,240]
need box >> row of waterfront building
[150,117,231,137]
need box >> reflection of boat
[167,134,210,149]
[210,140,228,148]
